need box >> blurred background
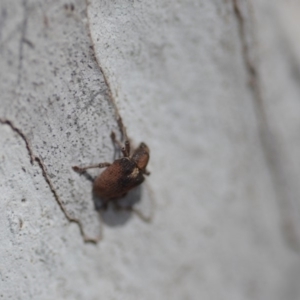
[0,0,300,299]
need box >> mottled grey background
[1,0,300,299]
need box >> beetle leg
[113,203,122,211]
[96,200,109,211]
[72,162,111,173]
[124,140,130,156]
[144,169,151,176]
[111,131,130,157]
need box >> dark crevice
[0,119,34,164]
[232,0,300,252]
[83,0,155,224]
[232,0,260,101]
[0,0,130,245]
[84,0,127,141]
[0,118,101,244]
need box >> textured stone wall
[0,0,300,299]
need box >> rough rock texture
[0,0,300,299]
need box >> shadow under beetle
[72,132,150,209]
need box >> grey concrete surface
[0,0,300,299]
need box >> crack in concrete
[232,0,300,252]
[0,119,34,164]
[82,0,156,223]
[0,118,101,244]
[84,0,128,141]
[1,0,142,245]
[232,0,257,80]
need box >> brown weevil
[72,132,150,209]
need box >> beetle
[72,132,150,209]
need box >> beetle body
[93,157,145,199]
[73,138,150,206]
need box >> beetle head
[131,142,150,171]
